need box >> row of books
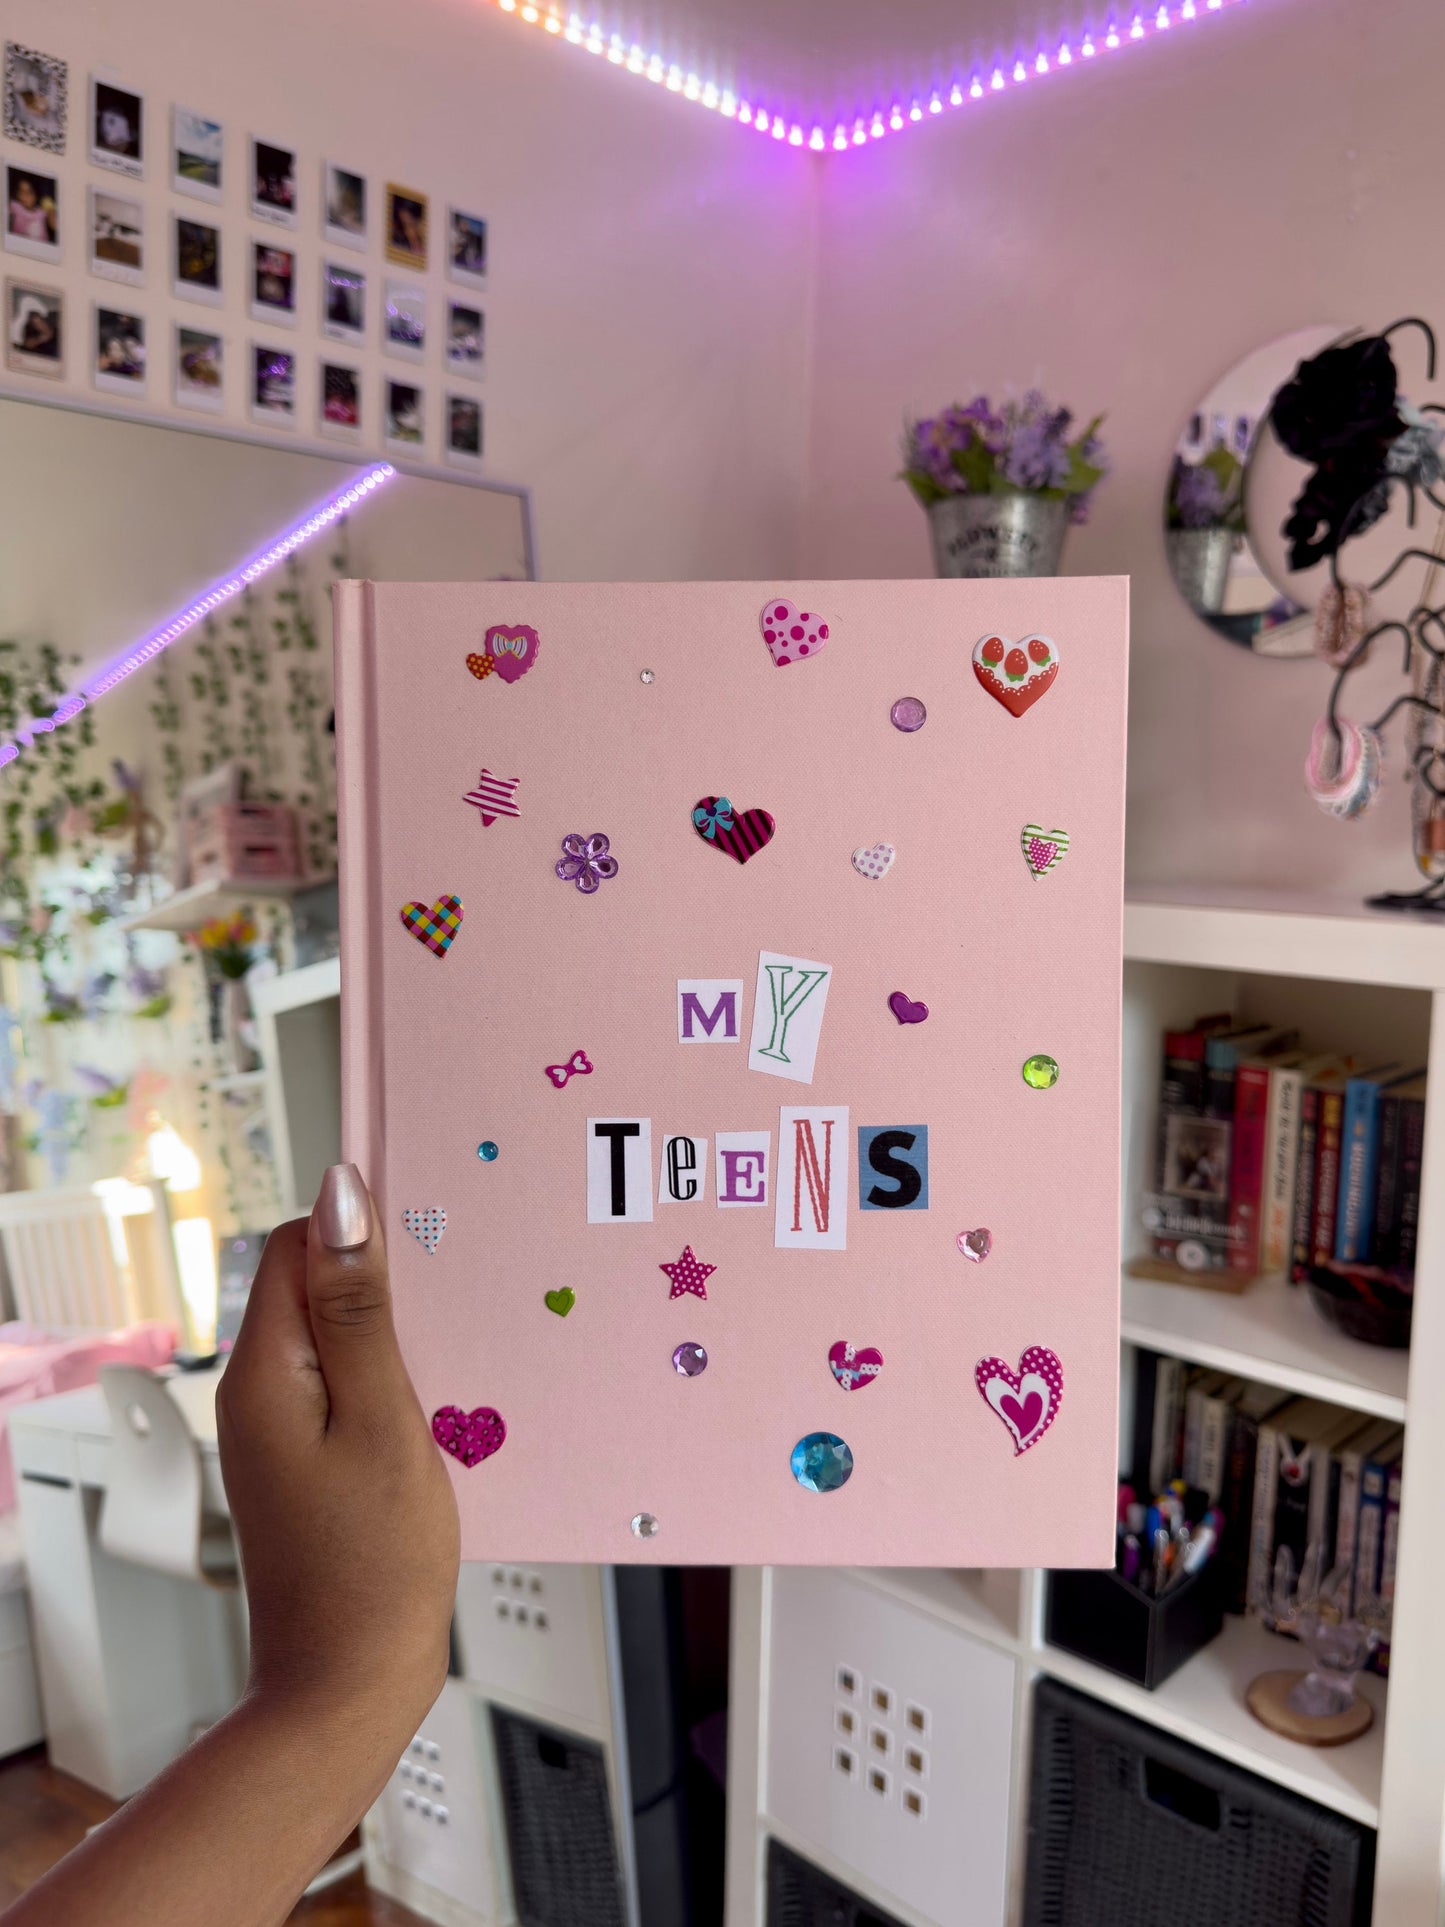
[1144,1012,1425,1281]
[1133,1352,1399,1669]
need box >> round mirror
[1165,324,1347,656]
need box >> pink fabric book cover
[334,578,1127,1565]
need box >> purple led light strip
[0,463,395,767]
[491,0,1248,152]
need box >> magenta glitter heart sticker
[483,623,540,685]
[829,1339,884,1391]
[974,1346,1063,1456]
[432,1405,507,1467]
[760,597,829,668]
[888,991,928,1025]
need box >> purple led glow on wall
[0,463,395,767]
[488,0,1248,153]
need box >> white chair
[96,1365,238,1588]
[0,1181,185,1335]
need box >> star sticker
[660,1244,716,1301]
[462,768,522,826]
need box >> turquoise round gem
[477,1140,500,1161]
[791,1432,854,1493]
[1022,1054,1060,1090]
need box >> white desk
[9,1366,238,1797]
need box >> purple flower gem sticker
[555,833,619,894]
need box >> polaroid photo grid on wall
[250,137,297,228]
[90,77,144,177]
[172,106,222,202]
[321,360,361,441]
[323,163,366,251]
[445,393,483,469]
[4,164,59,265]
[89,187,144,286]
[251,242,297,326]
[384,377,422,451]
[446,301,484,380]
[5,277,62,378]
[323,260,364,343]
[251,342,296,425]
[384,279,425,362]
[4,44,67,154]
[447,207,487,289]
[94,304,145,394]
[174,217,221,305]
[175,325,222,412]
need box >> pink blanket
[0,1321,176,1513]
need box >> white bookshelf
[726,893,1445,1927]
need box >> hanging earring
[1313,581,1372,668]
[1304,715,1383,819]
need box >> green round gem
[1022,1054,1060,1090]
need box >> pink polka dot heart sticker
[760,597,829,668]
[974,1345,1063,1456]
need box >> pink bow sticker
[974,1346,1063,1455]
[545,1049,593,1088]
[483,624,541,684]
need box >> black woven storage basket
[765,1837,908,1926]
[1024,1679,1374,1927]
[489,1706,626,1927]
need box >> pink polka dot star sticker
[660,1244,716,1302]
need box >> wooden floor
[0,1747,428,1923]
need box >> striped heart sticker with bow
[691,795,775,865]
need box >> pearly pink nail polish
[317,1162,371,1250]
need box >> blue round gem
[477,1141,499,1162]
[790,1432,854,1493]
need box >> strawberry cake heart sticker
[974,1346,1063,1455]
[760,597,829,667]
[432,1405,507,1467]
[972,634,1060,718]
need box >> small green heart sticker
[544,1287,575,1318]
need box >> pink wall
[4,0,814,584]
[802,0,1443,896]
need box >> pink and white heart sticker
[829,1339,884,1391]
[974,1345,1063,1455]
[760,597,829,668]
[403,1206,446,1253]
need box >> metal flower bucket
[927,493,1070,579]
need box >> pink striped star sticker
[463,768,521,826]
[660,1245,715,1301]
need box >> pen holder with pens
[1045,1557,1226,1691]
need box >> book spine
[1227,1065,1272,1275]
[1148,1356,1186,1492]
[1369,1094,1405,1269]
[1311,1091,1346,1267]
[1375,1460,1404,1675]
[1151,1037,1207,1262]
[1262,1066,1304,1276]
[1334,1451,1364,1615]
[1355,1459,1389,1612]
[1271,1432,1314,1582]
[1290,1087,1321,1282]
[1182,1384,1204,1489]
[1246,1424,1280,1615]
[1336,1080,1381,1264]
[1197,1394,1231,1505]
[1308,1443,1339,1564]
[1396,1097,1426,1274]
[1220,1408,1260,1614]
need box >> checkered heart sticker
[401,895,464,956]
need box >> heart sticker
[401,895,463,956]
[974,1346,1063,1456]
[760,597,829,667]
[852,842,895,880]
[829,1339,884,1391]
[958,1228,992,1263]
[544,1287,575,1317]
[465,652,496,681]
[1022,824,1070,879]
[432,1405,507,1467]
[403,1207,446,1253]
[691,795,776,864]
[972,634,1060,718]
[483,623,541,685]
[888,992,928,1025]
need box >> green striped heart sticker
[1021,825,1069,879]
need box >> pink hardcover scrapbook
[334,578,1128,1565]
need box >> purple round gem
[890,696,927,733]
[672,1342,707,1377]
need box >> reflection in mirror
[1164,325,1345,657]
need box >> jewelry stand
[1315,317,1445,911]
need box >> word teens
[585,1114,929,1253]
